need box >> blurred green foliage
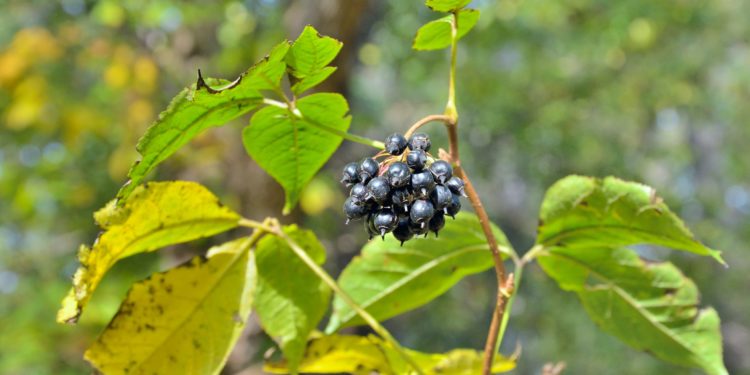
[1,0,748,374]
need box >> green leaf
[536,175,723,263]
[425,0,472,12]
[57,181,240,323]
[538,246,727,375]
[413,9,480,51]
[254,225,331,373]
[264,333,516,374]
[287,25,342,95]
[117,42,290,200]
[326,212,512,332]
[243,93,351,214]
[85,237,257,375]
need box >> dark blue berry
[408,133,431,152]
[406,149,428,171]
[445,176,467,197]
[341,162,359,186]
[366,177,391,205]
[387,162,411,188]
[429,160,453,184]
[410,199,435,224]
[358,158,379,183]
[428,211,445,237]
[349,183,369,205]
[430,185,453,210]
[373,208,398,239]
[392,216,413,245]
[411,171,436,199]
[385,133,408,155]
[366,212,378,240]
[409,218,429,236]
[446,193,461,218]
[343,197,368,224]
[391,187,413,212]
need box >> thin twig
[265,219,425,375]
[404,114,453,139]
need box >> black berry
[445,176,467,197]
[430,184,452,210]
[446,193,461,218]
[341,162,359,186]
[358,158,379,183]
[373,208,398,239]
[349,183,369,205]
[406,149,428,171]
[343,197,368,224]
[409,219,429,236]
[410,199,435,224]
[387,162,411,188]
[391,187,412,212]
[428,211,445,237]
[411,171,436,199]
[392,216,413,245]
[408,133,431,151]
[384,133,408,155]
[366,177,391,205]
[429,160,453,184]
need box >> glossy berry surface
[411,171,436,199]
[358,158,379,183]
[445,176,467,197]
[341,162,359,185]
[387,162,411,188]
[410,199,435,224]
[430,185,453,210]
[406,149,427,171]
[349,183,369,204]
[429,160,453,184]
[384,133,408,155]
[340,130,463,243]
[343,197,368,223]
[373,209,399,238]
[408,133,431,152]
[428,211,445,236]
[366,177,391,204]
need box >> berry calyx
[384,133,408,155]
[408,132,431,152]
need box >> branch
[263,219,425,375]
[404,114,453,139]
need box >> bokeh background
[1,0,748,374]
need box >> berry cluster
[341,132,467,244]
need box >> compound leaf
[254,225,331,373]
[425,0,472,12]
[57,181,240,323]
[538,246,727,375]
[264,333,516,374]
[326,212,512,332]
[536,175,723,263]
[243,93,350,214]
[413,9,480,51]
[117,42,290,200]
[287,25,342,95]
[85,237,257,375]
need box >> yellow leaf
[264,334,516,374]
[85,237,257,375]
[57,181,241,323]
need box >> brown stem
[404,114,453,139]
[445,120,512,374]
